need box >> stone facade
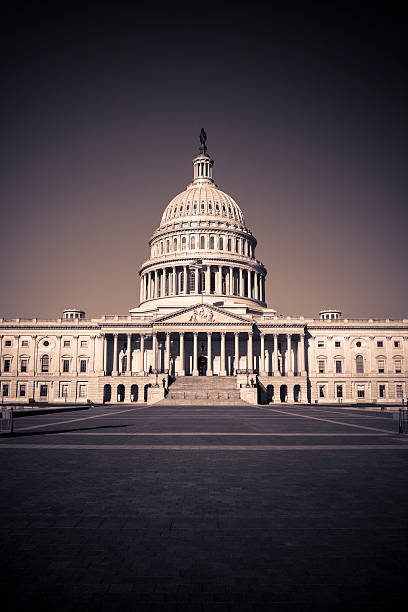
[1,138,407,405]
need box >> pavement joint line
[0,443,406,450]
[54,432,392,437]
[15,406,150,432]
[255,406,393,433]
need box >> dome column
[229,267,233,296]
[217,266,222,294]
[183,266,187,294]
[239,268,244,297]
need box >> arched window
[200,235,205,249]
[209,235,215,249]
[356,355,364,374]
[190,235,196,249]
[160,241,164,254]
[219,237,224,250]
[235,239,239,253]
[227,238,231,251]
[181,236,186,250]
[173,238,177,251]
[41,355,49,373]
[166,240,169,253]
[241,240,245,255]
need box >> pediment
[154,303,251,326]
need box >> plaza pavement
[0,403,407,611]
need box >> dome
[160,183,245,227]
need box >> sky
[1,2,407,320]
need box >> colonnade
[140,265,265,303]
[103,331,305,377]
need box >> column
[57,335,62,376]
[152,333,157,371]
[154,270,158,298]
[139,334,145,374]
[229,267,233,295]
[206,265,211,294]
[183,266,187,294]
[248,332,253,372]
[273,333,280,376]
[239,268,243,297]
[172,266,176,295]
[140,276,144,303]
[193,332,198,376]
[286,333,293,375]
[298,334,305,375]
[112,334,118,376]
[103,335,108,375]
[217,266,222,294]
[179,332,185,375]
[255,274,259,300]
[220,332,226,376]
[206,332,212,376]
[126,333,132,375]
[0,336,2,375]
[260,333,266,375]
[165,332,170,372]
[234,332,239,374]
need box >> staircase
[162,376,245,405]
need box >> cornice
[139,256,266,275]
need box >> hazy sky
[1,3,407,319]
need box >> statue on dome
[199,128,207,154]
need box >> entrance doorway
[198,355,207,376]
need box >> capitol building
[1,134,407,406]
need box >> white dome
[160,183,245,227]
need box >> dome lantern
[192,128,214,186]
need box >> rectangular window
[3,384,9,397]
[19,384,26,397]
[378,359,385,374]
[80,340,87,348]
[4,359,11,373]
[396,384,403,398]
[21,340,28,347]
[335,341,341,347]
[335,360,342,373]
[377,341,383,347]
[189,270,195,292]
[318,360,325,374]
[395,360,402,374]
[394,340,400,348]
[40,385,48,398]
[336,386,343,398]
[63,340,70,347]
[79,384,87,398]
[20,359,28,373]
[357,386,365,398]
[80,360,87,373]
[317,341,324,348]
[61,384,69,398]
[379,385,385,398]
[63,359,70,373]
[5,340,11,347]
[319,385,325,398]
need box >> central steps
[162,376,246,405]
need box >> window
[63,340,70,347]
[166,240,169,253]
[379,385,385,398]
[21,340,28,347]
[173,238,177,251]
[200,235,205,249]
[3,384,9,397]
[336,386,343,398]
[80,359,87,373]
[40,385,48,398]
[189,270,195,292]
[235,239,239,253]
[20,359,28,373]
[377,359,385,374]
[357,385,365,398]
[317,340,324,348]
[43,341,49,347]
[356,341,361,347]
[356,355,364,374]
[209,235,214,249]
[41,355,49,372]
[190,236,196,249]
[219,237,223,250]
[80,340,87,348]
[19,384,26,397]
[5,340,11,347]
[61,384,69,398]
[335,341,341,347]
[377,341,383,347]
[319,386,325,398]
[335,360,342,373]
[318,360,325,373]
[63,359,70,372]
[79,384,87,398]
[4,359,11,373]
[394,340,400,348]
[181,236,186,250]
[396,384,403,399]
[395,359,402,374]
[227,238,231,251]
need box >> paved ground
[0,404,407,611]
